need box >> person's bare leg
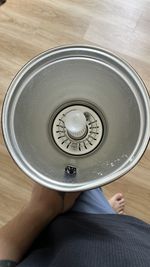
[108,193,125,214]
[0,184,80,263]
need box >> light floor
[0,0,150,225]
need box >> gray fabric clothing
[72,188,115,214]
[18,213,150,267]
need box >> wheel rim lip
[2,44,150,192]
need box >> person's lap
[72,188,115,214]
[27,188,115,254]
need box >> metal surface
[2,45,150,191]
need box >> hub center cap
[51,105,104,155]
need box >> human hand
[30,183,81,218]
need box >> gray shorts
[72,188,115,214]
